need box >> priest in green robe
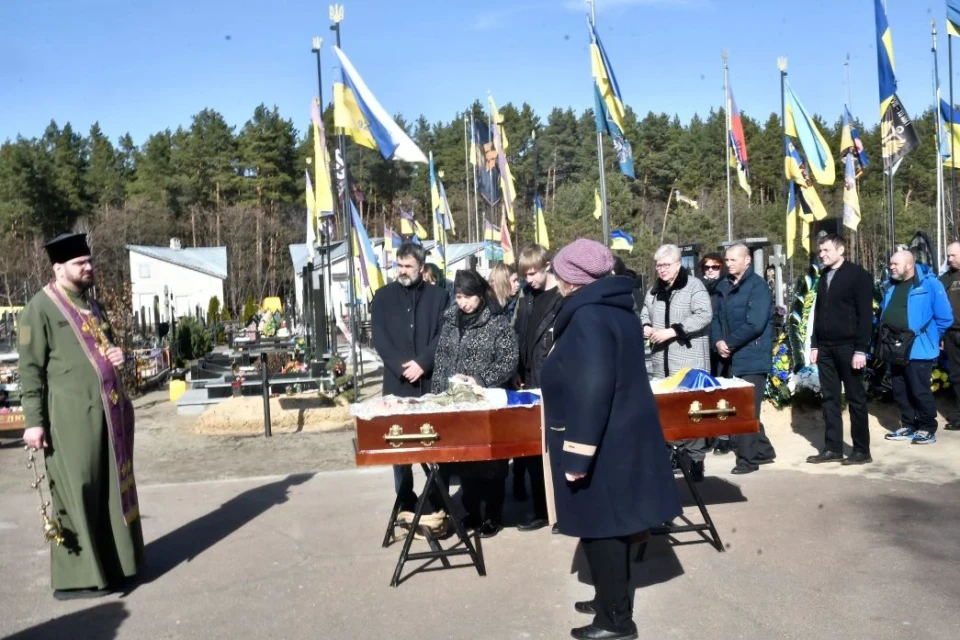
[20,233,144,600]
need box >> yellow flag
[534,197,550,249]
[593,188,602,220]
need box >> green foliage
[207,296,221,324]
[176,316,212,361]
[242,296,257,324]
[0,98,951,308]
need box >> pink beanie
[552,238,615,285]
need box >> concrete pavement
[3,462,960,640]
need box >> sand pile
[193,393,352,436]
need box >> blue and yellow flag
[332,46,427,164]
[429,153,447,270]
[940,99,960,169]
[534,196,550,249]
[350,201,385,301]
[610,230,633,253]
[589,21,634,178]
[842,153,861,232]
[840,106,869,176]
[784,81,835,185]
[949,0,960,37]
[311,100,335,218]
[488,94,516,229]
[400,210,428,240]
[874,0,919,174]
[783,137,827,221]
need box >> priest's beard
[398,272,421,288]
[60,270,94,293]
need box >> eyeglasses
[703,265,721,271]
[655,263,677,270]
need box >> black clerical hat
[44,233,91,264]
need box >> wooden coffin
[354,384,759,467]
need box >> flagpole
[330,3,359,395]
[778,56,793,286]
[470,112,481,248]
[951,31,957,237]
[532,129,539,247]
[935,20,946,266]
[843,53,860,265]
[588,1,611,247]
[463,113,473,244]
[312,36,337,358]
[722,50,733,243]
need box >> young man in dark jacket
[512,244,563,532]
[807,234,875,465]
[372,242,448,519]
[712,243,778,474]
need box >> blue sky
[0,0,954,145]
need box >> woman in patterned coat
[432,269,519,537]
[640,244,713,480]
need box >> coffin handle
[688,399,736,423]
[384,424,439,447]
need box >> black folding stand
[381,462,486,587]
[647,445,725,553]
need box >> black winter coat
[542,277,682,539]
[711,270,774,376]
[431,304,518,394]
[513,285,563,389]
[371,280,448,398]
[811,260,874,353]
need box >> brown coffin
[354,384,760,467]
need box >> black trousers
[817,344,870,454]
[890,359,938,434]
[514,455,548,519]
[393,464,447,513]
[731,373,777,467]
[581,536,637,634]
[945,331,960,427]
[461,478,505,523]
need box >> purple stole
[44,282,139,524]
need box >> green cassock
[18,283,144,591]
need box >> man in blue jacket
[881,250,954,444]
[712,244,778,474]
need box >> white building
[127,239,228,321]
[288,239,489,323]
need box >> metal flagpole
[462,113,473,244]
[778,56,793,286]
[722,50,733,242]
[470,113,481,247]
[951,31,957,237]
[588,0,610,247]
[313,36,337,357]
[935,20,947,267]
[330,3,359,395]
[532,129,538,247]
[844,53,860,264]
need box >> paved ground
[2,386,960,639]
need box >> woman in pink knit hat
[541,238,681,640]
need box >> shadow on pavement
[129,473,314,593]
[4,601,129,639]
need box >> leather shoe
[552,524,560,534]
[731,463,758,475]
[517,518,549,532]
[478,520,502,538]
[945,423,960,431]
[575,600,596,615]
[806,451,843,464]
[842,451,873,465]
[53,588,111,601]
[570,623,638,640]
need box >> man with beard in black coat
[372,242,449,522]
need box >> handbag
[875,320,931,367]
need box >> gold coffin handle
[383,423,439,448]
[688,399,736,423]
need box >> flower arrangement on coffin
[281,360,307,374]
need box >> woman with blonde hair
[488,261,520,318]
